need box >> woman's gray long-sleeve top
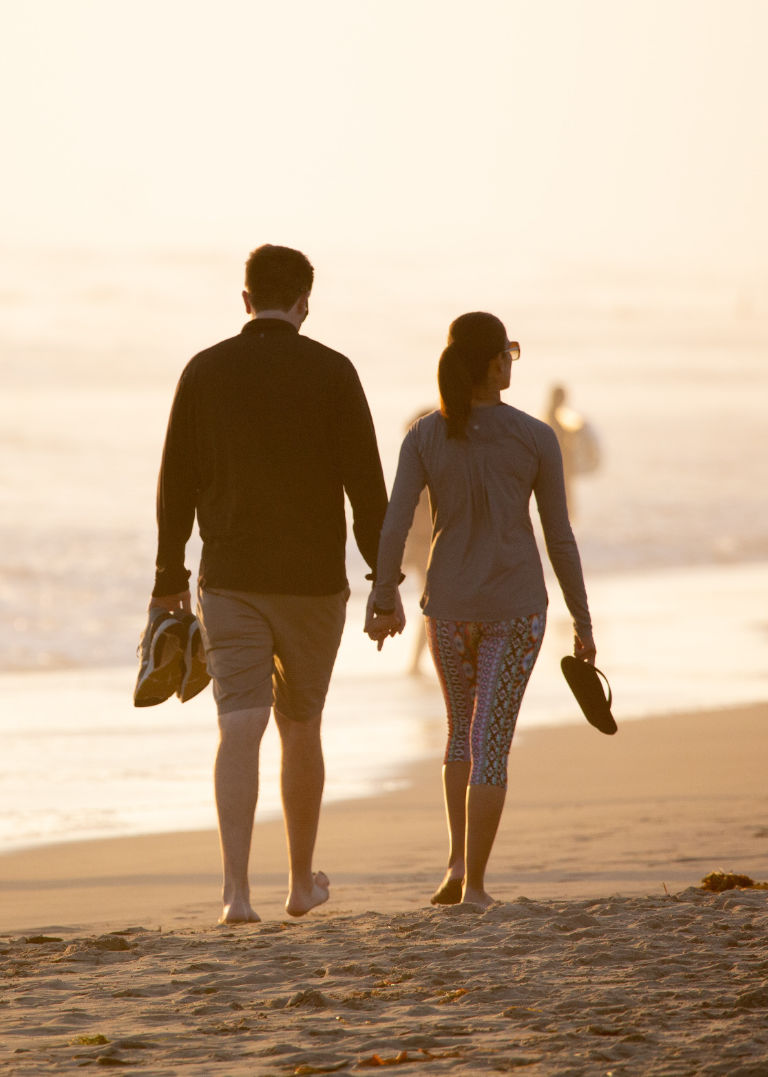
[373,405,592,632]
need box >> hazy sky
[3,0,767,276]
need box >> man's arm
[336,363,388,576]
[151,369,198,603]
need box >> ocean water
[1,246,767,852]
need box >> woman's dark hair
[438,312,507,439]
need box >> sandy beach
[2,702,767,1074]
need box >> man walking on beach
[148,244,393,923]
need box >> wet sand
[2,703,767,1074]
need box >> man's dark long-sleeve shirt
[153,318,388,597]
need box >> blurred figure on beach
[148,244,393,924]
[367,313,595,909]
[402,408,433,674]
[544,383,601,516]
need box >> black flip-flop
[561,656,617,735]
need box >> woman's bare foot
[218,898,261,924]
[461,886,497,909]
[430,865,464,905]
[285,870,330,917]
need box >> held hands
[573,628,597,665]
[365,589,406,651]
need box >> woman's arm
[534,425,595,661]
[366,428,428,644]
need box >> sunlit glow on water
[2,570,766,853]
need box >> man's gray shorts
[197,587,348,722]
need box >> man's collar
[242,318,299,335]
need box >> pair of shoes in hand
[133,609,210,707]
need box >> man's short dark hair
[244,245,314,311]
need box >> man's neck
[243,289,308,329]
[252,309,298,326]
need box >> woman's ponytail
[438,342,473,439]
[437,312,508,439]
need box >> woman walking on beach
[367,313,595,908]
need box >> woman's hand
[574,629,596,665]
[367,612,403,651]
[365,590,406,651]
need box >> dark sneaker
[133,608,187,707]
[177,614,211,703]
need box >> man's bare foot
[218,898,261,925]
[430,866,464,905]
[285,870,330,917]
[461,886,497,909]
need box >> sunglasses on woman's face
[503,342,521,362]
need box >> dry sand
[2,703,767,1075]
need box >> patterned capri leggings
[425,612,546,788]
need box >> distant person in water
[401,408,434,674]
[367,313,595,908]
[148,244,397,924]
[544,384,601,516]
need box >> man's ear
[242,290,254,314]
[295,291,310,323]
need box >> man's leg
[215,706,270,923]
[197,587,276,925]
[274,709,330,917]
[268,590,348,917]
